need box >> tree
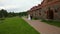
[19,12,27,17]
[0,9,8,18]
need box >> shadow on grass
[41,19,60,27]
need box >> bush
[32,17,39,20]
[41,19,60,27]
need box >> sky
[0,0,43,13]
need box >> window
[55,9,58,13]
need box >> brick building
[28,0,60,20]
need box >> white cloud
[0,0,5,2]
[0,5,19,9]
[0,0,43,12]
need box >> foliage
[8,12,19,17]
[0,9,20,18]
[0,9,8,18]
[0,9,27,18]
[19,12,27,17]
[41,19,60,27]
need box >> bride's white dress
[28,14,31,20]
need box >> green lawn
[41,19,60,27]
[0,17,39,34]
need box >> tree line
[0,9,27,18]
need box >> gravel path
[23,17,60,34]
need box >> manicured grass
[0,17,39,34]
[41,19,60,27]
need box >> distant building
[28,0,60,20]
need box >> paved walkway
[23,17,60,34]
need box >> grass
[41,19,60,27]
[0,17,40,34]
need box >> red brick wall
[28,0,60,20]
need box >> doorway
[47,8,54,19]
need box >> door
[47,9,54,19]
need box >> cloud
[0,0,43,12]
[0,0,5,2]
[0,5,19,9]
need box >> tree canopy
[0,9,8,18]
[0,9,27,18]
